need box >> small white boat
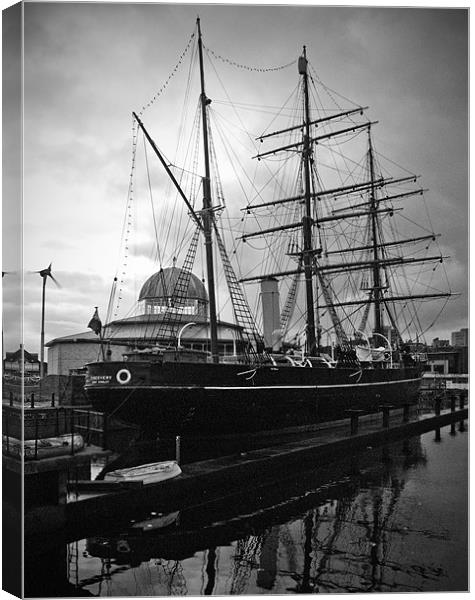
[3,433,84,460]
[104,460,182,484]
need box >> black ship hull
[85,360,422,437]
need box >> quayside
[85,18,454,437]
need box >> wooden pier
[19,404,468,550]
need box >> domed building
[138,267,209,317]
[46,267,244,376]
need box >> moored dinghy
[104,460,182,484]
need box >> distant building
[451,327,468,347]
[431,337,450,348]
[3,344,43,379]
[425,346,468,375]
[46,267,244,376]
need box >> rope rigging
[103,32,454,357]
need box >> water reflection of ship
[81,436,429,594]
[285,439,431,593]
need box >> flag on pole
[88,307,102,335]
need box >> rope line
[205,45,296,72]
[138,31,196,117]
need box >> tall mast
[368,127,383,336]
[299,47,317,355]
[197,17,219,363]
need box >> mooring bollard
[434,396,442,416]
[450,421,456,436]
[176,435,181,464]
[435,427,441,442]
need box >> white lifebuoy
[116,369,131,385]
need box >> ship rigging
[85,19,455,437]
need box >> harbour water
[57,424,468,596]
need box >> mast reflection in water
[71,427,467,595]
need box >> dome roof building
[46,265,244,376]
[139,267,208,317]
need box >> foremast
[133,19,264,361]
[197,17,219,363]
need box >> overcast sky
[2,2,468,354]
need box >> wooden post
[380,405,393,428]
[51,393,55,407]
[346,409,364,436]
[5,411,10,455]
[450,394,456,413]
[9,391,13,407]
[55,408,60,436]
[34,413,39,460]
[402,403,410,423]
[434,428,441,442]
[176,436,181,465]
[86,409,91,446]
[459,392,465,410]
[70,409,75,455]
[434,396,441,417]
[30,393,35,409]
[102,414,108,450]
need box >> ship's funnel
[261,277,281,351]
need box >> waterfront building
[46,267,244,376]
[451,327,468,347]
[3,345,43,380]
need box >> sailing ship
[85,19,453,436]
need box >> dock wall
[24,407,468,548]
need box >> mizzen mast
[197,17,219,363]
[300,47,318,356]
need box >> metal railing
[2,406,109,460]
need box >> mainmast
[197,17,219,363]
[368,128,383,336]
[299,47,318,356]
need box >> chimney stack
[260,277,281,351]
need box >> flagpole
[99,327,106,361]
[88,307,105,360]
